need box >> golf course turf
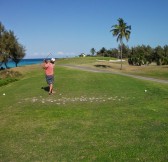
[0,58,168,162]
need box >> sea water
[1,58,47,68]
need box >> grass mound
[0,69,22,87]
[0,69,22,78]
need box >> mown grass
[0,58,168,162]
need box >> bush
[128,45,153,66]
[0,69,21,87]
[0,69,22,79]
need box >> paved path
[61,64,168,84]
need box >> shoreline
[0,58,49,69]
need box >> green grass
[0,60,168,162]
[0,78,18,87]
[127,65,168,80]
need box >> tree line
[0,22,26,69]
[89,44,168,66]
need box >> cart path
[61,64,168,84]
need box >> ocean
[1,58,49,68]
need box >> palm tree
[110,18,131,69]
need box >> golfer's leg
[49,84,53,94]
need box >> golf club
[43,53,52,63]
[45,53,52,59]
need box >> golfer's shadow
[41,86,49,92]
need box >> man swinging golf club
[42,57,55,95]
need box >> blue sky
[0,0,168,58]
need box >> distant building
[79,53,86,57]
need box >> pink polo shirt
[43,62,54,75]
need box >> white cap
[51,58,55,62]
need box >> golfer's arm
[42,63,48,70]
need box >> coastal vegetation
[88,44,168,66]
[0,22,26,68]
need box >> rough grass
[0,69,22,87]
[57,57,168,80]
[0,69,22,79]
[93,61,168,80]
[0,58,168,162]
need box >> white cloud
[57,51,64,55]
[56,51,77,58]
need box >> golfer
[42,58,55,95]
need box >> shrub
[0,69,21,87]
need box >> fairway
[0,64,168,162]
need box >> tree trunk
[120,41,123,70]
[4,62,8,69]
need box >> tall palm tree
[110,18,131,69]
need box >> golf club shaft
[45,53,51,59]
